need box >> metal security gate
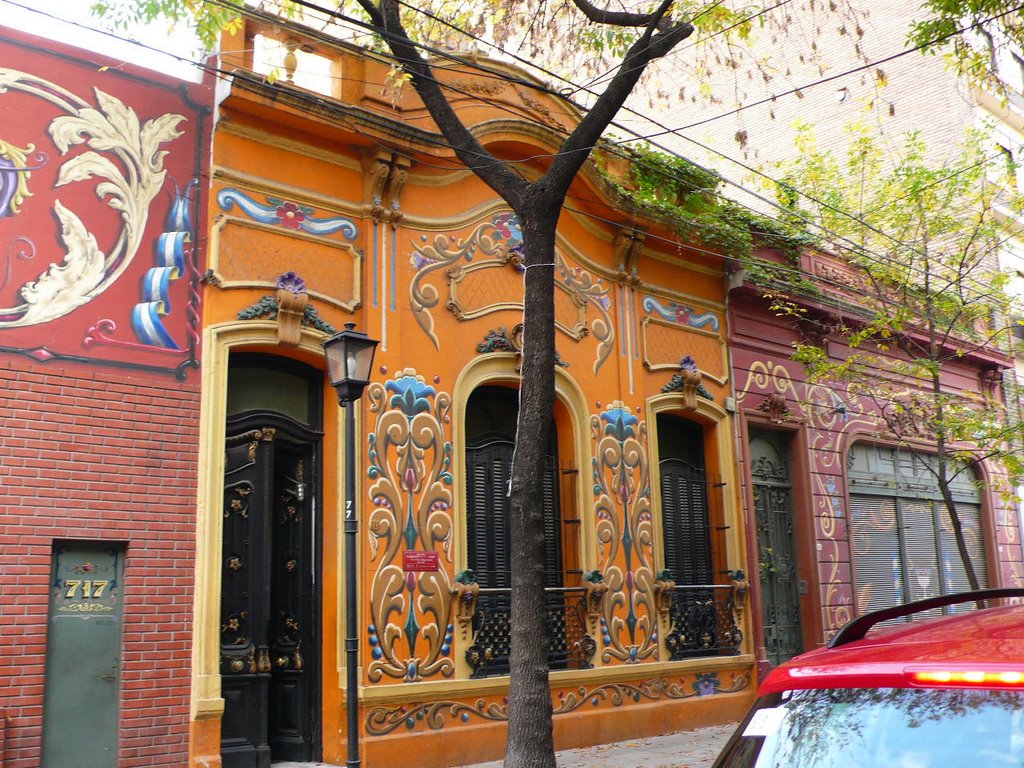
[220,414,321,768]
[749,429,803,666]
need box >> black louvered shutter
[661,458,712,585]
[541,455,563,588]
[466,438,514,589]
[466,436,565,589]
[660,465,680,577]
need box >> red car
[712,589,1024,767]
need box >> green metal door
[749,429,803,666]
[41,541,125,768]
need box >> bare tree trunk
[505,202,559,768]
[348,4,693,767]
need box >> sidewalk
[451,723,736,768]
[272,723,737,768]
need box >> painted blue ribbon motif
[217,187,358,240]
[131,230,188,348]
[131,182,194,349]
[642,296,720,332]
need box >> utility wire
[567,0,796,95]
[345,0,1024,304]
[12,0,1019,319]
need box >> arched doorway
[219,355,323,768]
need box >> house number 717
[64,580,109,599]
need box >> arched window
[849,443,988,617]
[464,386,563,589]
[657,413,713,586]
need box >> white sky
[0,0,204,82]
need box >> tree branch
[571,0,675,31]
[354,0,527,206]
[544,0,692,201]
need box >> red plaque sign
[403,550,440,572]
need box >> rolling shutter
[848,444,987,618]
[939,501,988,598]
[849,495,903,614]
[901,499,941,603]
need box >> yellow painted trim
[401,167,476,188]
[640,316,729,385]
[217,120,364,173]
[331,398,347,684]
[447,355,596,676]
[207,213,363,313]
[646,248,728,278]
[327,396,368,692]
[447,258,588,340]
[557,204,728,280]
[190,321,333,719]
[211,166,366,218]
[393,204,726,314]
[640,284,727,313]
[387,199,508,232]
[360,654,756,705]
[450,354,596,562]
[548,654,755,684]
[191,323,230,719]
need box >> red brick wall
[0,357,200,768]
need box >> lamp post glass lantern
[324,322,378,403]
[323,322,378,768]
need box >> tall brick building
[0,26,211,768]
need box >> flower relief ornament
[0,138,46,220]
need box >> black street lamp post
[323,322,379,768]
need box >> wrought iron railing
[465,586,596,679]
[664,584,742,660]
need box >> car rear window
[714,687,1024,768]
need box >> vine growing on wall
[596,141,814,265]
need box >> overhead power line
[346,0,1024,303]
[4,0,1019,322]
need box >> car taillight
[910,670,1024,686]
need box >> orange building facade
[189,18,755,768]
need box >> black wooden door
[220,417,320,767]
